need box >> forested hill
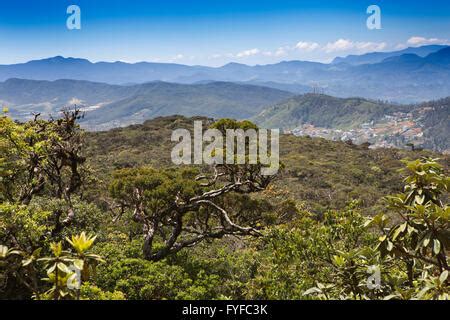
[84,115,444,215]
[2,112,448,300]
[252,93,405,129]
[414,97,450,152]
[0,78,293,130]
[252,94,450,152]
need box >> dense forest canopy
[0,111,448,300]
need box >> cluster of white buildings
[291,112,426,149]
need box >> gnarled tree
[110,119,279,261]
[1,109,87,237]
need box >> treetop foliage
[1,112,448,300]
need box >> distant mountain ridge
[3,77,448,152]
[331,45,448,65]
[0,78,294,130]
[1,45,449,103]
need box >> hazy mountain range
[1,45,449,151]
[3,76,448,152]
[1,79,293,130]
[331,45,448,65]
[1,45,449,103]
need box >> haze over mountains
[1,79,293,130]
[331,45,448,65]
[1,45,449,152]
[1,45,450,103]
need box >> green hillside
[85,115,441,215]
[83,82,293,129]
[0,79,293,129]
[2,113,448,301]
[252,93,407,130]
[415,97,450,152]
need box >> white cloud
[295,41,319,51]
[273,46,289,57]
[172,54,185,60]
[407,36,449,46]
[324,39,354,52]
[261,42,319,58]
[208,38,393,64]
[263,44,310,57]
[236,48,260,58]
[355,41,387,52]
[324,39,387,53]
[394,43,408,50]
[234,46,294,59]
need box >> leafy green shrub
[102,258,220,300]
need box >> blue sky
[0,0,449,65]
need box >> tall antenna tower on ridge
[311,83,325,94]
